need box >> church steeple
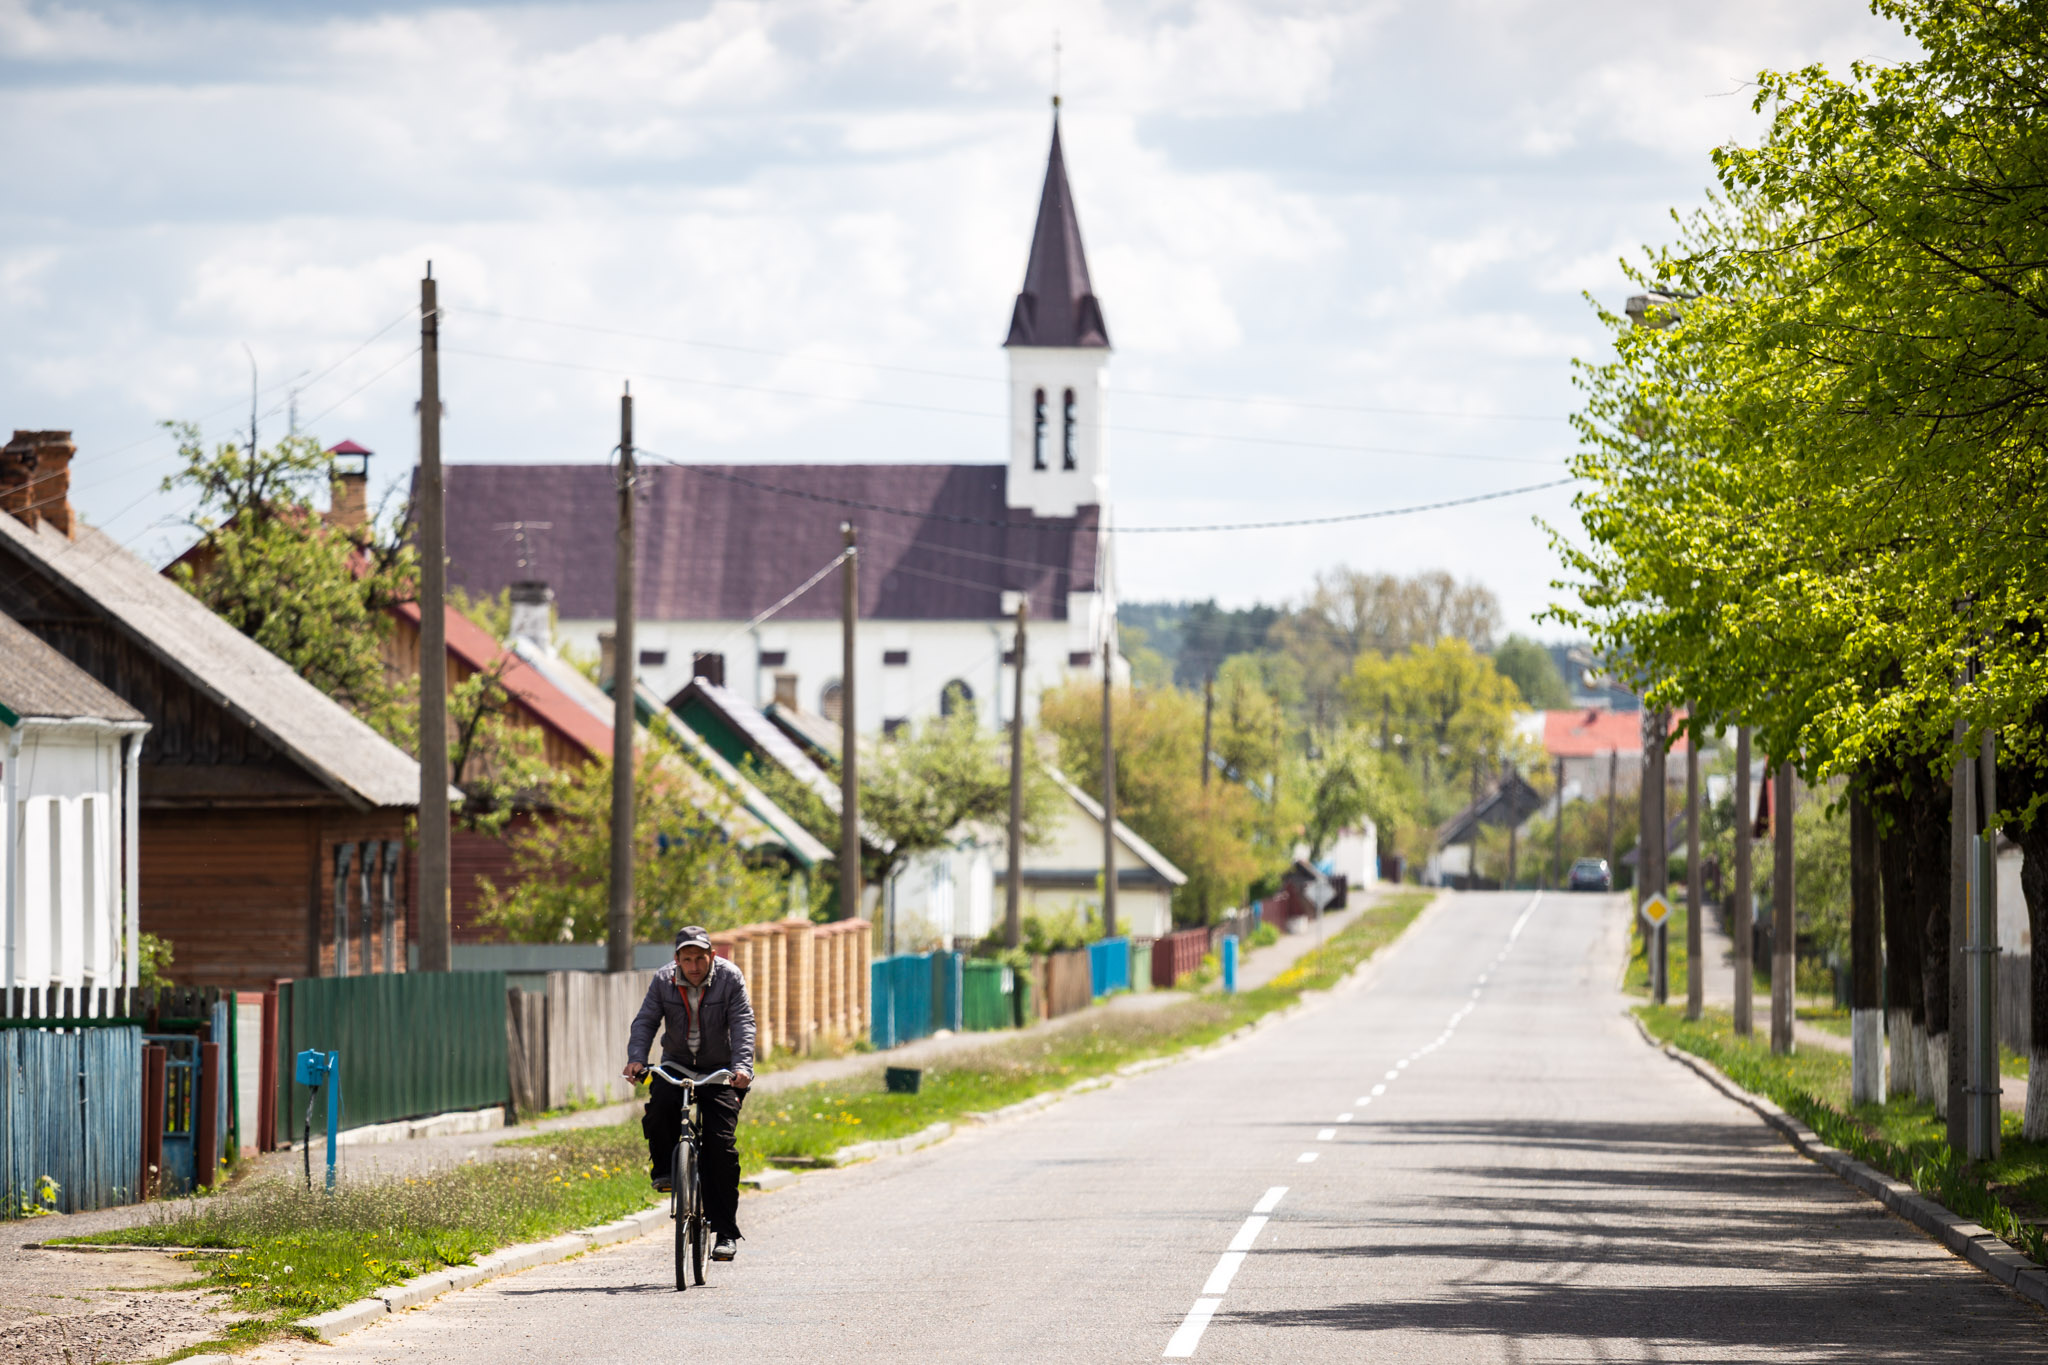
[1003,114,1110,350]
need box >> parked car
[1567,857,1613,892]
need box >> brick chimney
[326,439,371,531]
[1,430,77,538]
[597,630,616,688]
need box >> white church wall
[559,611,1106,736]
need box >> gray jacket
[627,957,756,1077]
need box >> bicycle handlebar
[644,1063,734,1089]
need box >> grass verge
[516,889,1435,1174]
[1637,1004,2048,1266]
[55,1126,652,1346]
[66,888,1431,1351]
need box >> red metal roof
[327,439,372,456]
[393,601,611,760]
[1541,707,1686,758]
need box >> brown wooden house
[0,430,426,989]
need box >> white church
[443,114,1124,735]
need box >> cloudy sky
[1,0,1917,636]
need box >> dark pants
[644,1080,746,1238]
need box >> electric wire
[444,346,1561,466]
[638,450,1574,533]
[452,305,1569,423]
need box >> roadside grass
[512,889,1435,1174]
[1638,1004,2048,1266]
[63,888,1431,1351]
[55,1126,651,1344]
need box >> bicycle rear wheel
[685,1139,707,1286]
[671,1137,689,1292]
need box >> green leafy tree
[1493,635,1570,709]
[476,746,785,942]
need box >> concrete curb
[1631,1013,2048,1308]
[301,1212,663,1339]
[291,892,1445,1344]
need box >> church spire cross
[1003,114,1110,350]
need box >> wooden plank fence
[1,1025,143,1217]
[2000,952,2031,1056]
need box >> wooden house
[0,430,425,989]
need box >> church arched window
[1033,388,1047,470]
[1062,388,1077,470]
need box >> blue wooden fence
[0,1026,142,1217]
[869,952,970,1049]
[1089,937,1132,997]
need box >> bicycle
[644,1063,732,1292]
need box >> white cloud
[0,0,1920,629]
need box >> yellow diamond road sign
[1640,893,1672,928]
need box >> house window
[1032,388,1047,470]
[820,680,844,724]
[940,679,975,720]
[883,718,909,737]
[1068,650,1094,667]
[758,650,788,667]
[1062,388,1077,470]
[883,649,909,666]
[638,649,667,667]
[692,652,726,686]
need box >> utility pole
[1850,789,1885,1103]
[1200,675,1214,923]
[607,384,635,975]
[839,523,862,922]
[1949,715,1970,1151]
[1101,637,1117,939]
[1605,750,1618,880]
[416,265,450,974]
[1003,598,1028,949]
[1685,722,1702,1021]
[243,344,259,462]
[1771,761,1795,1055]
[1733,727,1754,1035]
[1970,731,2000,1158]
[1505,762,1519,889]
[1552,756,1564,889]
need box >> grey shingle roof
[0,514,421,809]
[440,463,1099,625]
[0,608,144,725]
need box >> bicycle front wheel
[671,1137,689,1292]
[685,1140,707,1286]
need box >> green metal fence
[1132,942,1153,994]
[961,961,1019,1031]
[275,972,509,1145]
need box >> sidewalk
[7,895,1387,1247]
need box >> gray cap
[673,926,712,951]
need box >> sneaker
[651,1172,673,1194]
[712,1235,737,1262]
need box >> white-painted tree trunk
[1887,1009,1914,1097]
[1926,1033,1949,1117]
[1850,1008,1887,1104]
[2029,1050,2048,1142]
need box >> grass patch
[1639,1004,2048,1265]
[514,889,1435,1175]
[57,1126,651,1342]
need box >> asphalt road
[247,891,2048,1363]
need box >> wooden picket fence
[504,918,874,1118]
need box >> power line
[454,305,1568,423]
[444,346,1562,466]
[639,450,1575,533]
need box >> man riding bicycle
[624,926,754,1262]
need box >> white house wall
[4,724,127,991]
[560,607,1108,736]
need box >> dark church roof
[1003,117,1110,350]
[440,463,1100,625]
